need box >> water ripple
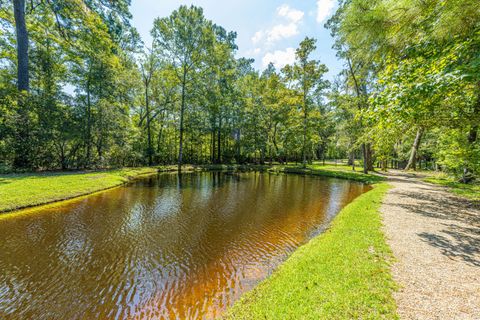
[0,172,369,319]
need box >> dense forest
[1,0,479,181]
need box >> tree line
[1,1,479,181]
[1,2,332,172]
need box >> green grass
[226,183,398,320]
[0,167,159,213]
[423,173,480,201]
[196,163,385,184]
[270,164,386,184]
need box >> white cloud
[245,48,262,56]
[262,48,296,69]
[267,23,299,43]
[277,4,304,23]
[251,4,304,45]
[252,31,264,44]
[316,0,335,23]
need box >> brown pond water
[0,172,370,319]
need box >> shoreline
[0,164,383,216]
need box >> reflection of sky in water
[198,183,213,204]
[124,203,144,232]
[59,230,89,266]
[325,183,345,219]
[153,190,182,220]
[0,273,32,313]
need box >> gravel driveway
[381,171,480,320]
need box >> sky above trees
[130,0,340,79]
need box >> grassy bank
[423,173,480,201]
[276,164,385,184]
[196,163,385,184]
[0,167,160,213]
[226,183,397,319]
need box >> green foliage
[283,37,330,166]
[1,4,335,171]
[327,0,480,179]
[434,128,480,176]
[3,0,477,185]
[0,0,143,169]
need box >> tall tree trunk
[382,160,387,171]
[302,99,307,169]
[12,0,31,169]
[211,129,215,163]
[178,67,187,172]
[362,143,368,174]
[461,83,480,182]
[350,150,355,171]
[13,0,29,92]
[347,150,354,166]
[301,61,308,168]
[85,77,92,168]
[405,127,424,171]
[235,128,241,164]
[272,123,279,155]
[156,110,165,155]
[366,143,374,171]
[347,55,369,174]
[145,81,153,166]
[217,115,222,164]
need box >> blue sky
[130,0,341,79]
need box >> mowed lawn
[0,167,158,212]
[423,174,480,201]
[268,163,386,184]
[226,183,398,319]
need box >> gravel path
[381,171,480,320]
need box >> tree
[152,5,214,171]
[283,37,329,168]
[139,49,158,166]
[327,0,480,179]
[10,0,133,91]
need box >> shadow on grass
[424,177,480,201]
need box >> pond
[0,172,370,319]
